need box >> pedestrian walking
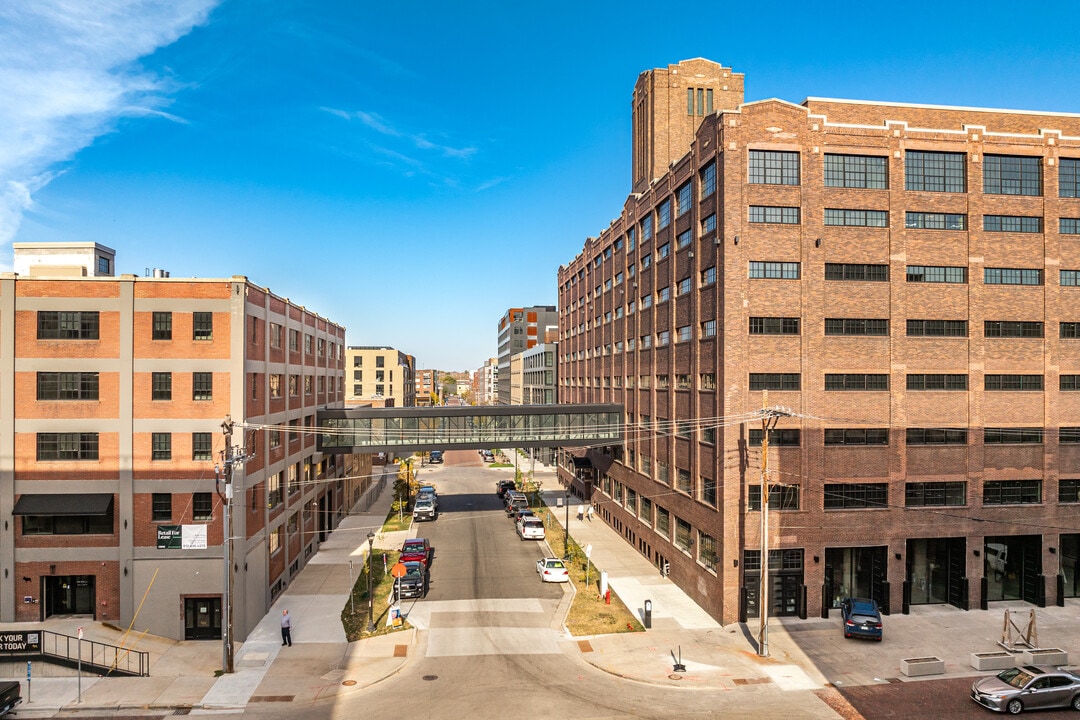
[587,505,594,522]
[280,609,293,647]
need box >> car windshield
[997,668,1036,688]
[405,566,423,579]
[403,542,425,553]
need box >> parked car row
[397,538,431,599]
[413,485,438,522]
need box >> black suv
[429,450,443,464]
[496,480,517,498]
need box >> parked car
[417,486,438,508]
[536,557,569,583]
[396,561,428,599]
[0,681,21,718]
[496,479,517,497]
[505,494,529,517]
[971,665,1080,714]
[400,538,431,567]
[413,498,437,522]
[429,450,443,464]
[840,597,883,641]
[517,516,546,541]
[481,450,495,462]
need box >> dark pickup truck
[0,681,21,717]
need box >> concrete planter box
[1021,648,1068,666]
[901,657,945,677]
[970,652,1015,671]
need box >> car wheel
[1006,698,1023,715]
[1071,694,1080,711]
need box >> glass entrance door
[825,546,887,608]
[42,575,96,618]
[184,597,222,640]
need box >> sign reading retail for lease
[157,525,208,550]
[157,525,182,549]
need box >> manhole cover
[342,680,357,686]
[423,675,438,681]
[668,674,683,680]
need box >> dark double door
[184,597,222,640]
[42,575,95,618]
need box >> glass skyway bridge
[316,403,623,454]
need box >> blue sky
[3,1,1080,371]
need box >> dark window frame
[152,311,172,340]
[36,372,99,401]
[983,480,1041,505]
[824,483,888,509]
[37,311,100,340]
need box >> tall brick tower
[631,58,744,193]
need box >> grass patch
[341,549,413,640]
[531,505,644,637]
[381,501,413,533]
[488,462,513,468]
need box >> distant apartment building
[415,368,439,406]
[497,306,558,404]
[1,244,362,643]
[558,57,1080,626]
[474,357,498,405]
[508,353,523,405]
[521,342,558,404]
[344,347,415,407]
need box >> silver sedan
[971,665,1080,714]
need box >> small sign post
[77,626,83,703]
[26,661,30,704]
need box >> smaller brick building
[0,245,364,641]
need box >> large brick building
[0,245,363,641]
[558,58,1080,625]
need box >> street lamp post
[564,490,570,559]
[366,531,375,633]
[756,393,791,658]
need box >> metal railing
[1,630,149,677]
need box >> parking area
[776,600,1080,689]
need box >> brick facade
[559,59,1080,626]
[0,270,350,641]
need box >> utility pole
[757,394,791,658]
[218,415,249,674]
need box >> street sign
[390,562,407,578]
[585,543,593,559]
[77,627,83,640]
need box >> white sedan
[536,557,569,583]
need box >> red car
[400,538,431,567]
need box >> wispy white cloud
[0,0,219,245]
[322,106,478,163]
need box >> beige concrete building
[344,346,415,407]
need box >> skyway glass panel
[316,404,622,452]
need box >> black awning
[12,494,114,516]
[572,457,593,469]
